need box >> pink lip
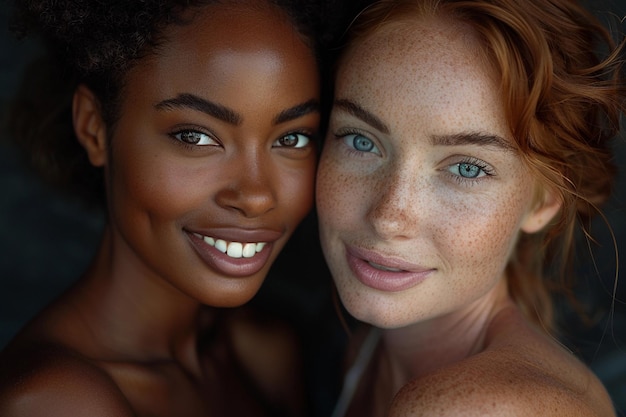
[345,245,434,292]
[186,227,283,278]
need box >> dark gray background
[1,0,625,414]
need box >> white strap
[331,327,382,417]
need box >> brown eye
[172,129,217,146]
[275,133,310,148]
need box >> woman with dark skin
[318,0,625,416]
[0,0,323,415]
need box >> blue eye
[342,133,381,155]
[172,129,218,146]
[448,161,489,179]
[274,133,311,148]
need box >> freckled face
[317,18,537,328]
[104,3,319,306]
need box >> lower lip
[346,248,433,292]
[187,232,274,278]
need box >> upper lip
[346,244,434,273]
[185,227,283,243]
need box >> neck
[380,278,512,387]
[64,227,208,371]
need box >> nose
[215,154,277,218]
[366,167,422,240]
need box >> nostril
[215,184,276,217]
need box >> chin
[197,279,265,308]
[341,292,427,330]
[340,297,395,329]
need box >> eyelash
[447,157,495,185]
[274,131,315,149]
[333,128,496,186]
[168,126,220,151]
[334,128,379,157]
[168,126,317,154]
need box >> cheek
[438,182,531,275]
[316,154,357,228]
[108,144,205,224]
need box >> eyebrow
[274,99,320,125]
[155,94,320,126]
[333,98,390,134]
[155,93,241,125]
[334,98,514,152]
[431,132,515,151]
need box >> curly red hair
[342,0,625,331]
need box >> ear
[520,187,562,234]
[73,84,107,167]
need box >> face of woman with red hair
[317,17,559,329]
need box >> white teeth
[196,234,266,259]
[242,243,256,258]
[227,242,242,258]
[215,239,228,253]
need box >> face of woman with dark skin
[75,2,320,307]
[317,17,559,329]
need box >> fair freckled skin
[319,19,535,330]
[318,16,614,417]
[0,2,319,416]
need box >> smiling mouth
[192,233,267,259]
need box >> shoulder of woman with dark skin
[0,340,134,417]
[0,295,304,416]
[2,0,332,415]
[2,300,309,411]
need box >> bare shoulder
[0,341,135,417]
[388,311,615,417]
[388,350,613,417]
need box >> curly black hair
[8,0,341,207]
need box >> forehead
[340,16,490,84]
[336,17,509,139]
[121,1,318,108]
[155,2,313,68]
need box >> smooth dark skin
[0,2,320,416]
